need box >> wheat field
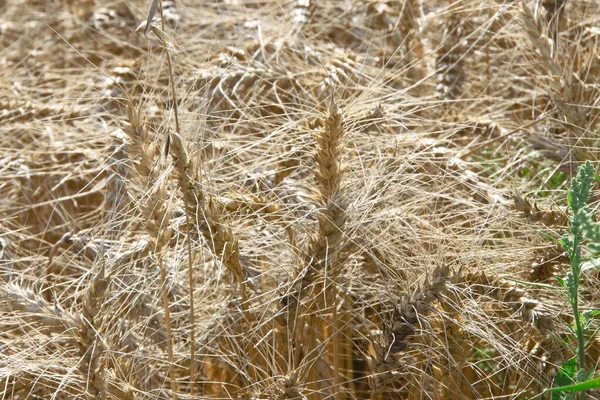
[1,0,600,399]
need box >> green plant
[548,160,600,398]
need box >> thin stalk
[185,210,196,394]
[569,238,586,373]
[157,2,186,396]
[159,256,178,400]
[344,303,354,396]
[332,283,341,400]
[159,0,180,154]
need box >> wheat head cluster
[1,0,599,399]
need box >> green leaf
[586,323,600,347]
[588,243,600,255]
[548,374,600,392]
[580,310,600,326]
[552,390,575,400]
[537,230,562,244]
[579,213,600,244]
[581,310,600,319]
[567,189,574,210]
[555,357,578,388]
[550,359,599,395]
[576,367,595,382]
[582,310,600,334]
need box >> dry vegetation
[1,0,600,399]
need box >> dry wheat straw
[0,283,80,336]
[0,277,137,399]
[542,0,568,42]
[134,10,190,380]
[169,131,249,309]
[0,99,81,123]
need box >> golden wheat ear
[436,17,465,102]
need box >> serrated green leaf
[541,162,598,400]
[576,367,595,382]
[580,219,600,245]
[552,391,575,400]
[586,323,600,347]
[570,209,593,237]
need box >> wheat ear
[122,104,177,399]
[292,106,348,399]
[77,266,110,400]
[169,130,261,391]
[436,17,465,102]
[365,265,450,399]
[452,269,555,332]
[521,0,589,159]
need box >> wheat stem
[158,0,179,156]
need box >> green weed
[548,160,600,398]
